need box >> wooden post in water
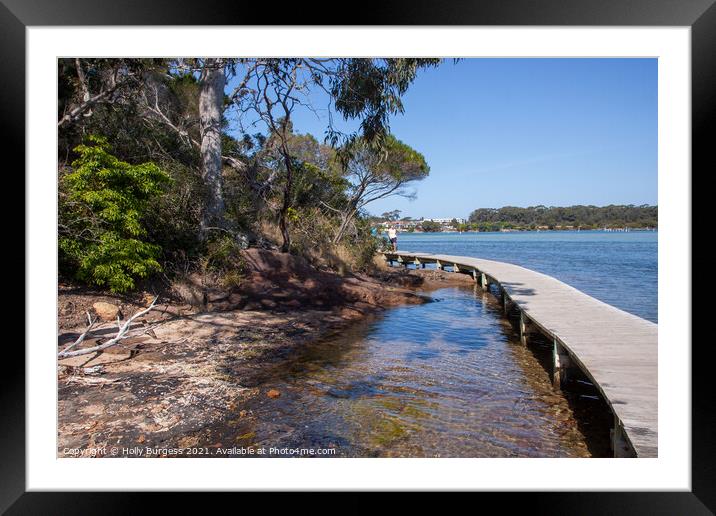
[552,339,562,388]
[552,338,572,389]
[372,250,657,456]
[471,269,478,282]
[610,415,636,457]
[453,263,460,273]
[520,312,530,346]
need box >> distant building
[379,217,466,232]
[427,217,466,224]
[379,219,420,231]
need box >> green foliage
[144,161,205,261]
[467,205,658,230]
[381,134,430,181]
[57,59,441,285]
[59,136,171,292]
[382,210,402,221]
[348,219,381,269]
[202,235,249,289]
[420,220,442,232]
[328,58,441,146]
[203,235,246,271]
[289,207,378,272]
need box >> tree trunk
[199,59,226,236]
[278,154,294,253]
[333,207,357,245]
[333,195,360,244]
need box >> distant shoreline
[387,228,658,234]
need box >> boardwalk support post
[552,339,572,389]
[520,312,531,346]
[453,263,460,273]
[375,250,657,457]
[471,269,478,282]
[611,416,637,457]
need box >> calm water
[396,230,657,322]
[218,231,654,457]
[229,287,611,457]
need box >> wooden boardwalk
[382,251,658,458]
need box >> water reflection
[224,286,612,457]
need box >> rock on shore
[56,249,473,457]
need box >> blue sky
[229,58,657,220]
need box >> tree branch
[58,311,96,356]
[58,297,158,359]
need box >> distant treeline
[466,205,657,230]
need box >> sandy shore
[57,252,473,457]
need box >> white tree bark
[57,298,158,359]
[199,59,226,234]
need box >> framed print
[4,0,713,511]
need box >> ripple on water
[230,286,611,457]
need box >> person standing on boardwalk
[387,225,398,251]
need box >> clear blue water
[240,288,610,457]
[394,230,657,323]
[223,230,654,457]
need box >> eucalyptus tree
[57,58,151,129]
[382,210,402,222]
[328,136,429,244]
[60,57,441,249]
[141,58,254,238]
[231,58,440,252]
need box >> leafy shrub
[144,161,205,264]
[58,135,171,292]
[342,217,381,270]
[287,207,379,273]
[201,235,249,287]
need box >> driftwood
[58,297,158,359]
[58,311,96,356]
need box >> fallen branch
[58,297,158,359]
[58,311,96,356]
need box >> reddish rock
[260,299,277,309]
[92,301,121,321]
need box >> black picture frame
[3,0,712,512]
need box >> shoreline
[57,253,474,457]
[392,228,658,234]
